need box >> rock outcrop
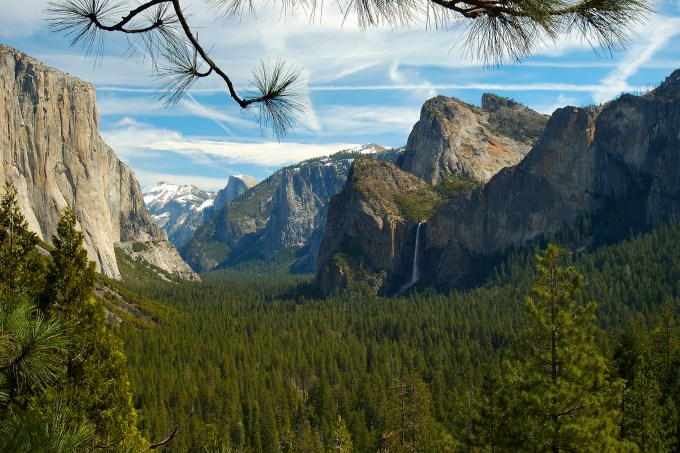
[399,95,547,184]
[213,174,259,212]
[0,44,197,281]
[314,157,440,295]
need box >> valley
[2,41,680,453]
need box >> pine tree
[41,207,95,313]
[507,244,628,452]
[41,208,145,451]
[474,359,505,453]
[0,302,69,414]
[624,355,669,451]
[0,182,45,305]
[0,398,94,453]
[329,415,353,453]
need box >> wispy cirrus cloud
[102,118,359,167]
[311,105,421,139]
[308,82,612,92]
[593,14,680,103]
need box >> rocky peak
[213,174,259,212]
[481,93,523,112]
[398,95,545,185]
[481,93,549,144]
[144,182,215,211]
[647,68,680,100]
[0,44,197,281]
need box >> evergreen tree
[507,244,627,452]
[41,208,145,451]
[624,355,669,451]
[329,415,353,453]
[41,207,95,313]
[473,359,506,453]
[0,302,69,414]
[0,182,45,304]
[0,398,94,453]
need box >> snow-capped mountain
[143,182,218,248]
[144,175,260,249]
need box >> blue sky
[2,0,680,191]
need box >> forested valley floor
[117,221,680,452]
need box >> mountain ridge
[181,144,397,273]
[314,69,680,294]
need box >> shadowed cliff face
[0,44,197,281]
[213,175,259,212]
[314,158,440,295]
[315,69,680,295]
[182,145,394,273]
[424,72,680,287]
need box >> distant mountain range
[151,95,551,279]
[144,174,258,249]
[180,144,400,273]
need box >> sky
[1,0,680,191]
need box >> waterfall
[410,222,422,286]
[399,222,423,294]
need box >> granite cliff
[314,157,445,294]
[0,44,197,281]
[315,70,680,294]
[398,94,547,184]
[213,174,259,211]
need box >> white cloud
[308,82,608,92]
[155,139,360,166]
[592,14,680,103]
[0,1,48,37]
[314,105,421,137]
[102,118,359,167]
[181,94,250,135]
[532,94,581,115]
[96,94,171,117]
[134,169,230,192]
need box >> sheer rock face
[399,95,547,184]
[0,44,197,281]
[314,69,680,294]
[213,175,259,211]
[424,70,680,286]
